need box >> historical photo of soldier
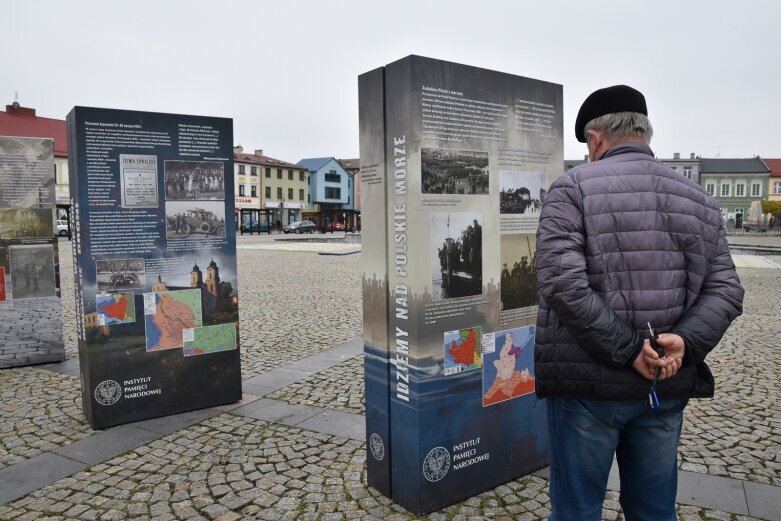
[431,212,482,300]
[165,200,227,240]
[421,148,489,195]
[500,233,537,310]
[8,244,56,299]
[164,160,225,201]
[0,208,54,239]
[499,171,548,215]
[96,258,146,292]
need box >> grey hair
[585,111,653,145]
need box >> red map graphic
[0,268,5,301]
[102,294,127,320]
[449,328,477,366]
[483,372,535,406]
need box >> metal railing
[725,219,781,236]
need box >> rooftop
[0,104,67,157]
[699,157,770,174]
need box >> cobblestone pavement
[0,413,764,521]
[0,240,775,519]
[0,367,93,470]
[269,355,365,415]
[679,267,781,487]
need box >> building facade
[298,157,357,229]
[233,147,308,228]
[699,158,770,222]
[660,152,701,184]
[764,159,781,202]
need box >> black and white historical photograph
[0,208,54,239]
[165,200,227,240]
[96,258,146,293]
[421,148,489,195]
[431,212,482,300]
[499,171,547,215]
[164,160,225,201]
[9,244,56,299]
[500,233,537,310]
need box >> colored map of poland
[97,293,135,325]
[145,289,202,351]
[443,327,481,375]
[483,331,535,406]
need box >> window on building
[277,169,282,179]
[239,185,245,196]
[288,170,293,180]
[251,166,257,176]
[683,167,692,179]
[299,171,305,181]
[307,175,311,185]
[325,170,340,183]
[670,166,678,171]
[265,167,271,178]
[751,183,762,197]
[288,188,293,199]
[735,183,745,197]
[265,186,271,198]
[706,183,715,196]
[308,194,310,203]
[277,187,283,199]
[774,181,781,195]
[325,187,341,199]
[239,165,245,175]
[721,184,731,197]
[299,189,304,200]
[250,185,257,197]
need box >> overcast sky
[3,0,780,163]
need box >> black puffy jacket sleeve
[671,221,744,365]
[536,176,643,368]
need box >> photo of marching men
[421,148,489,195]
[164,160,225,201]
[165,200,227,240]
[8,244,56,299]
[499,171,547,215]
[500,233,537,310]
[431,212,482,300]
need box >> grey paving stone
[229,398,320,426]
[676,470,749,515]
[132,408,219,435]
[296,409,365,441]
[744,480,781,521]
[38,357,80,376]
[240,382,276,397]
[0,452,86,504]
[243,368,313,391]
[53,425,161,465]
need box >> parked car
[283,220,316,234]
[170,208,226,236]
[327,221,346,232]
[56,219,69,236]
[240,220,270,233]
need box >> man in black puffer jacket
[535,85,743,521]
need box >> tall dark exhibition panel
[360,56,563,514]
[0,136,64,367]
[67,107,241,429]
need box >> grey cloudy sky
[2,0,780,163]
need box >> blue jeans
[547,397,688,521]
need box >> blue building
[298,157,358,229]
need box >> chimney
[233,145,243,154]
[5,104,36,117]
[254,149,264,156]
[690,153,695,159]
[673,152,680,159]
